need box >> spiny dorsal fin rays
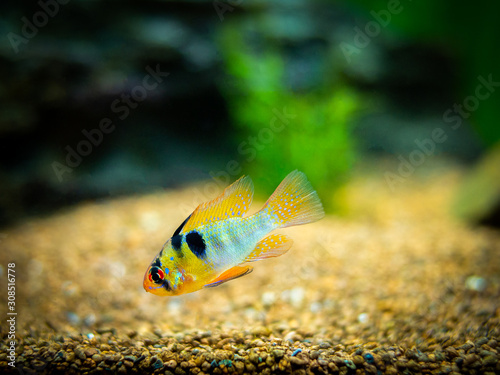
[180,175,254,234]
[172,213,192,237]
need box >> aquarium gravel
[1,165,499,374]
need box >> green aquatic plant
[217,22,362,211]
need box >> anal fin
[203,266,253,288]
[244,234,293,262]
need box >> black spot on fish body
[152,257,161,268]
[173,214,192,236]
[186,231,206,259]
[162,279,172,291]
[171,234,182,251]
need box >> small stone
[250,326,270,336]
[253,339,265,347]
[261,291,276,306]
[483,355,498,367]
[92,354,103,363]
[284,331,301,342]
[74,347,86,360]
[310,351,320,360]
[446,347,459,358]
[246,362,256,372]
[201,361,211,372]
[273,349,284,359]
[407,360,419,371]
[464,354,479,366]
[318,358,328,366]
[166,359,178,369]
[357,313,369,324]
[234,361,244,372]
[344,359,356,370]
[476,337,489,346]
[152,358,163,369]
[266,355,274,366]
[328,362,339,372]
[249,352,259,364]
[352,355,364,366]
[290,357,306,366]
[124,355,137,362]
[480,350,496,357]
[84,347,98,357]
[396,360,407,369]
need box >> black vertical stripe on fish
[173,214,192,236]
[162,280,172,291]
[186,231,206,259]
[171,234,183,251]
[152,258,162,268]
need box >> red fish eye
[149,267,165,284]
[157,268,165,280]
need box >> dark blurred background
[1,0,499,227]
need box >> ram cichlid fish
[143,170,324,296]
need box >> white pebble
[168,299,183,315]
[289,287,305,307]
[465,275,487,292]
[66,312,80,325]
[262,291,276,307]
[84,313,96,326]
[358,313,369,324]
[61,280,79,296]
[310,301,322,313]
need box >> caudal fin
[262,170,325,228]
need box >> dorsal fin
[172,214,191,237]
[180,175,254,234]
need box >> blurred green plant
[346,0,500,146]
[216,23,362,211]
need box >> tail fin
[262,170,325,228]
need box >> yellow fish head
[143,244,190,296]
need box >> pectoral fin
[244,234,293,262]
[203,266,253,288]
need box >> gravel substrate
[1,164,499,374]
